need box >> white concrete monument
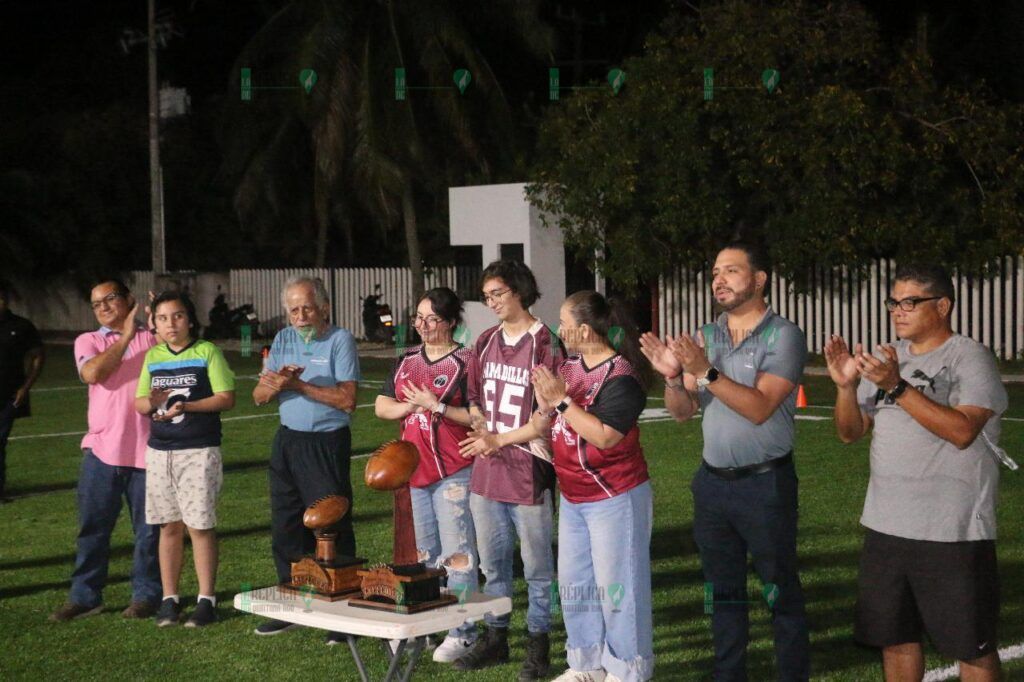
[449,183,566,341]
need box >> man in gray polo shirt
[640,241,810,682]
[826,263,1006,681]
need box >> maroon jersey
[380,345,473,488]
[552,354,649,503]
[467,321,559,505]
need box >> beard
[716,281,758,311]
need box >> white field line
[11,402,1024,441]
[8,401,379,441]
[923,642,1024,680]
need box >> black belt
[703,452,792,481]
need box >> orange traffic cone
[796,384,808,409]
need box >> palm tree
[223,0,554,299]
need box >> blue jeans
[70,449,161,607]
[559,482,655,681]
[411,467,478,641]
[691,461,810,682]
[0,400,14,495]
[470,489,554,633]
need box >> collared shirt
[266,325,360,432]
[74,326,156,468]
[698,306,806,468]
[0,311,42,416]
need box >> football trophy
[349,440,459,614]
[280,494,366,601]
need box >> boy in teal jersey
[135,292,235,628]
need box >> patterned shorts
[145,447,223,529]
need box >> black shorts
[855,528,999,662]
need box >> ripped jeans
[411,466,478,641]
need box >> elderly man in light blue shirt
[251,275,360,639]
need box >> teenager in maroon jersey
[453,260,560,680]
[532,291,654,682]
[374,288,478,663]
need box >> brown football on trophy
[302,495,350,530]
[364,440,419,491]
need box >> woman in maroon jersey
[531,290,654,682]
[374,287,479,664]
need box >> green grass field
[1,345,1022,681]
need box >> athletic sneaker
[154,598,182,627]
[253,619,298,636]
[550,670,607,682]
[431,635,475,662]
[48,602,103,622]
[184,598,217,628]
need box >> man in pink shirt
[49,279,162,622]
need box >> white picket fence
[15,259,1024,360]
[659,257,1024,360]
[230,266,466,338]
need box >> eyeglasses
[482,288,511,304]
[90,292,124,310]
[884,296,941,312]
[414,314,445,327]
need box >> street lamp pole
[147,0,165,275]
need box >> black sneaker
[184,598,217,628]
[254,618,298,636]
[518,631,551,681]
[155,598,182,627]
[451,626,509,671]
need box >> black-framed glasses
[482,288,511,304]
[884,296,941,312]
[90,292,125,310]
[413,314,445,327]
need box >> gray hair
[281,275,331,310]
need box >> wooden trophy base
[349,563,459,614]
[282,556,367,602]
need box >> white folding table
[233,586,511,681]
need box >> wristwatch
[555,396,573,414]
[696,366,720,388]
[887,379,909,401]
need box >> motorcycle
[206,294,260,339]
[361,284,395,343]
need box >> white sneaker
[431,635,475,662]
[550,670,607,682]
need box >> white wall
[449,183,566,341]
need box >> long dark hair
[564,290,652,389]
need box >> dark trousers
[269,425,355,583]
[0,400,14,495]
[70,449,162,607]
[692,460,810,682]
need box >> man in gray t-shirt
[826,263,1007,681]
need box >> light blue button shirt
[267,326,360,432]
